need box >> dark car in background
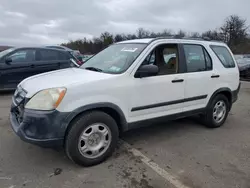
[0,47,79,90]
[234,54,250,78]
[81,54,94,62]
[46,45,84,65]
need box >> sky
[0,0,249,46]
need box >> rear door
[181,43,215,112]
[33,49,60,75]
[57,51,73,69]
[210,45,239,90]
[0,49,36,89]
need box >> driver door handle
[211,74,220,78]
[172,79,184,83]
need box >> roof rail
[150,36,224,43]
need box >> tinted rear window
[58,51,70,60]
[210,45,235,68]
[40,49,58,61]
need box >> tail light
[77,60,83,65]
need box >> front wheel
[65,111,119,166]
[201,94,230,128]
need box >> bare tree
[62,15,250,54]
[190,32,200,38]
[175,30,186,38]
[100,32,114,46]
[220,15,248,46]
[202,30,222,40]
[114,34,123,42]
[136,28,150,38]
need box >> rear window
[210,45,235,68]
[58,51,70,60]
[40,49,58,61]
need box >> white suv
[10,38,240,166]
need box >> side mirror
[135,64,159,78]
[5,57,12,64]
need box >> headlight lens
[25,88,66,110]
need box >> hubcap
[213,100,226,123]
[78,123,111,159]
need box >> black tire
[201,94,230,128]
[65,111,119,166]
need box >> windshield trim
[80,43,148,75]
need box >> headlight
[25,88,66,110]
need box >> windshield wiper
[84,67,103,72]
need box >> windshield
[0,48,15,58]
[80,43,146,74]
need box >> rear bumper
[10,103,69,148]
[232,82,241,103]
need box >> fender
[206,87,233,109]
[64,102,128,132]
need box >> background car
[0,47,79,90]
[81,54,94,62]
[46,45,84,65]
[234,54,250,78]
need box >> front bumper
[10,103,69,148]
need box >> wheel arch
[64,103,128,139]
[207,88,233,110]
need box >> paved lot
[0,82,250,188]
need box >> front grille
[13,86,27,123]
[15,103,25,123]
[13,86,27,106]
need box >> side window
[204,49,212,70]
[8,49,35,63]
[58,52,69,60]
[210,45,235,68]
[183,44,212,72]
[39,50,58,61]
[141,44,179,76]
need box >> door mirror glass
[135,64,159,78]
[5,57,12,64]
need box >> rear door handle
[211,75,220,78]
[30,64,35,68]
[172,79,184,83]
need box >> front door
[128,43,185,123]
[0,49,36,89]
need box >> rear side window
[183,44,212,72]
[39,50,58,61]
[58,52,70,60]
[210,45,235,68]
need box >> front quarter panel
[56,76,131,122]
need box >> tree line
[62,15,250,54]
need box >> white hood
[20,68,115,98]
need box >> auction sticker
[121,47,138,52]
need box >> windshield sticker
[121,47,138,52]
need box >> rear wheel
[201,94,230,128]
[65,111,119,166]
